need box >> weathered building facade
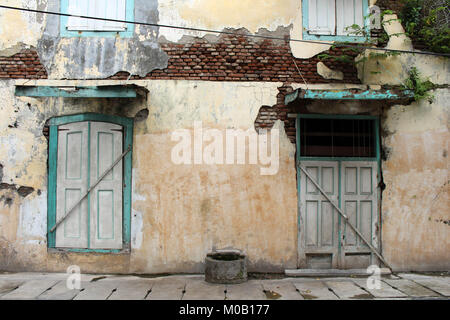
[0,0,448,274]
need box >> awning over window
[15,85,138,98]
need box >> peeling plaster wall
[381,89,450,271]
[36,0,168,79]
[0,0,46,55]
[158,0,299,42]
[0,79,298,273]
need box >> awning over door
[285,88,414,104]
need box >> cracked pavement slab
[0,272,448,300]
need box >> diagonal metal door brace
[49,145,131,234]
[299,164,392,271]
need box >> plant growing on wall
[315,4,444,103]
[400,0,450,53]
[402,67,435,102]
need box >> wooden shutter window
[55,121,123,250]
[336,0,365,36]
[67,0,127,32]
[308,0,336,35]
[307,0,366,36]
[55,122,90,248]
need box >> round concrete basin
[205,252,247,284]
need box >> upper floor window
[61,0,135,37]
[303,0,369,42]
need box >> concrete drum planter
[205,251,248,284]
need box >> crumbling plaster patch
[317,62,344,80]
[0,0,46,54]
[36,0,168,79]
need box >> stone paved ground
[0,272,448,300]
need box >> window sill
[303,32,370,43]
[60,29,134,38]
[48,247,131,255]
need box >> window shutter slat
[55,122,89,249]
[101,0,127,31]
[67,0,89,30]
[336,0,365,36]
[308,0,336,35]
[66,0,127,32]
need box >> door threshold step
[285,268,391,277]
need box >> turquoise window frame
[60,0,135,38]
[47,113,134,253]
[302,0,370,43]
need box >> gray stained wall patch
[37,0,169,79]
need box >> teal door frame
[47,113,134,253]
[296,113,382,268]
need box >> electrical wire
[1,4,449,58]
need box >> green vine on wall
[402,67,436,102]
[315,4,445,102]
[400,0,450,54]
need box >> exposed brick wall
[0,50,47,79]
[110,36,361,84]
[0,35,361,84]
[254,85,297,144]
[0,1,410,82]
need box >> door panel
[299,161,339,268]
[56,122,89,248]
[298,160,379,269]
[89,122,123,249]
[340,161,378,268]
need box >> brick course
[0,50,47,79]
[1,36,361,84]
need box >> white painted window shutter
[308,0,336,35]
[89,122,123,249]
[67,0,127,32]
[55,121,123,250]
[55,122,89,248]
[336,0,365,36]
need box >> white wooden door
[299,161,340,269]
[56,122,89,248]
[299,160,379,269]
[55,121,123,250]
[89,122,123,249]
[340,161,379,268]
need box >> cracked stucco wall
[0,79,298,273]
[381,89,450,271]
